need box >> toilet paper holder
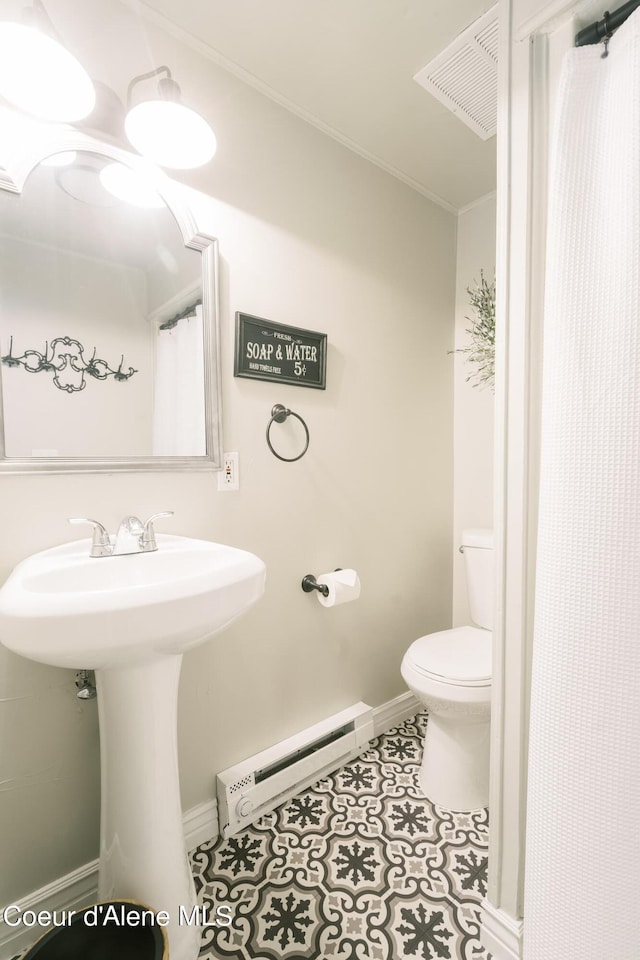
[301,570,342,597]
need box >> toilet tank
[461,528,494,630]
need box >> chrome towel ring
[266,403,310,462]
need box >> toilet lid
[406,626,491,684]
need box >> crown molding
[457,190,497,216]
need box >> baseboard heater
[217,702,374,837]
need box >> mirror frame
[0,126,222,474]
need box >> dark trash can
[21,900,168,959]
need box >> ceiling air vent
[413,5,498,141]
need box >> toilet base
[420,712,490,811]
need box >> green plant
[455,271,495,390]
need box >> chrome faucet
[69,512,174,557]
[113,515,146,555]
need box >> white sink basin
[0,534,266,668]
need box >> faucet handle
[141,511,174,551]
[68,518,112,557]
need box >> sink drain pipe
[75,669,97,700]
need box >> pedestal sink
[0,534,266,960]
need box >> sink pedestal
[96,655,201,960]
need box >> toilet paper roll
[316,569,361,607]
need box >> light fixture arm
[127,65,179,108]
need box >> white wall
[0,2,457,905]
[452,196,496,625]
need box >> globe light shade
[125,100,216,170]
[99,162,165,209]
[41,151,77,167]
[0,22,95,122]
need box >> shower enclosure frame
[483,2,583,958]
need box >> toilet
[401,528,493,811]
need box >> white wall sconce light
[0,0,95,122]
[0,5,216,175]
[125,66,217,170]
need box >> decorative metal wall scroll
[1,336,138,393]
[234,312,327,389]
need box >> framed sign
[234,312,327,390]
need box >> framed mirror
[0,126,222,473]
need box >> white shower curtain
[525,13,640,960]
[152,306,206,456]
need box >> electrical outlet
[218,452,239,491]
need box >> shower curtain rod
[575,0,640,46]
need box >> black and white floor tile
[191,713,491,960]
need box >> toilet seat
[405,626,491,687]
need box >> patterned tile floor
[191,712,491,960]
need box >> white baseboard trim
[372,691,421,737]
[480,898,524,960]
[0,693,419,960]
[183,799,218,853]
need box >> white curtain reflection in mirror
[152,304,205,456]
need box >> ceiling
[126,0,497,212]
[0,0,498,213]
